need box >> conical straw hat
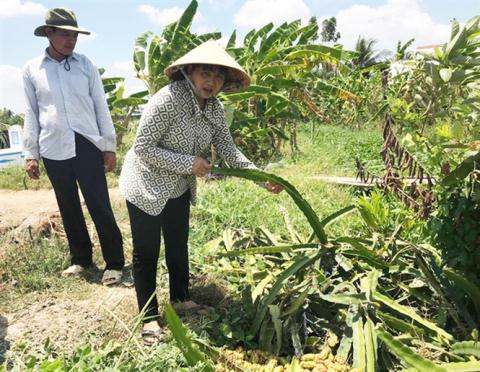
[165,40,250,92]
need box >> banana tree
[133,0,221,95]
[100,71,148,145]
[221,20,356,162]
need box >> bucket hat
[164,40,250,92]
[34,8,91,37]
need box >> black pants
[43,133,124,270]
[126,191,191,321]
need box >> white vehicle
[0,125,25,168]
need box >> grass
[286,123,384,177]
[0,123,383,369]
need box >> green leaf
[283,287,310,316]
[361,269,380,302]
[337,309,354,360]
[320,205,356,228]
[365,317,378,372]
[159,0,198,69]
[442,361,480,371]
[443,268,480,317]
[440,68,453,82]
[269,305,282,355]
[211,167,328,243]
[112,97,147,108]
[227,30,237,48]
[377,311,425,337]
[164,304,212,370]
[320,293,368,305]
[250,253,321,336]
[335,237,389,269]
[248,23,274,51]
[442,151,480,186]
[133,31,152,72]
[255,63,305,76]
[218,243,318,257]
[377,328,447,372]
[252,274,273,303]
[373,292,454,342]
[452,341,480,358]
[352,311,366,370]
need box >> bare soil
[3,285,137,351]
[0,187,133,362]
[0,188,123,232]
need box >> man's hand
[103,152,116,172]
[265,180,283,194]
[26,159,40,180]
[192,157,211,177]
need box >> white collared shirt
[22,50,116,160]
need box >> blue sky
[1,0,479,113]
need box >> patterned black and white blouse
[119,79,255,216]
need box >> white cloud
[112,61,134,73]
[107,61,147,96]
[0,65,25,114]
[138,4,185,26]
[138,4,210,37]
[335,0,451,51]
[76,32,97,45]
[0,0,46,18]
[234,0,311,29]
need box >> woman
[119,40,282,345]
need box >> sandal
[61,264,85,277]
[102,269,122,286]
[141,329,163,347]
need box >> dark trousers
[43,133,124,270]
[126,191,191,321]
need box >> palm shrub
[207,167,480,371]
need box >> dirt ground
[0,188,123,232]
[3,284,138,352]
[0,187,136,362]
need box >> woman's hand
[265,181,283,194]
[192,157,212,177]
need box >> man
[23,8,124,285]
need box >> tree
[351,36,381,69]
[0,108,23,126]
[320,17,341,43]
[308,16,319,41]
[394,38,415,61]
